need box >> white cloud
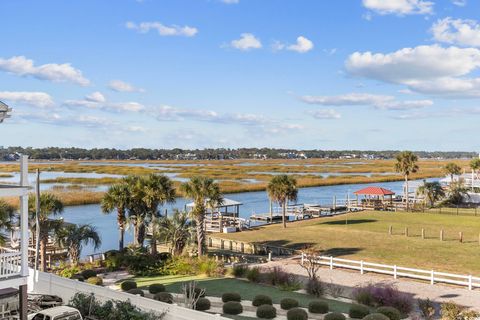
[309,109,342,119]
[15,111,114,127]
[221,0,239,3]
[301,93,433,110]
[0,91,54,108]
[126,21,198,37]
[0,56,90,86]
[362,0,434,15]
[108,80,145,93]
[85,92,106,103]
[452,0,467,6]
[230,33,262,51]
[345,45,480,97]
[432,18,480,47]
[287,36,314,53]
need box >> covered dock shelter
[353,186,395,211]
[185,198,244,233]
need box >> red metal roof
[354,186,395,196]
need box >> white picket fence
[301,254,480,290]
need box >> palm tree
[446,178,470,205]
[417,181,445,208]
[394,151,419,211]
[0,200,15,245]
[28,193,64,272]
[56,224,101,266]
[444,162,462,183]
[140,174,176,253]
[151,209,195,256]
[180,176,223,256]
[266,175,298,228]
[101,182,130,251]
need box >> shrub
[148,283,165,294]
[257,304,277,319]
[194,298,211,311]
[127,289,144,297]
[231,264,248,278]
[362,313,390,320]
[376,307,401,320]
[252,294,272,307]
[70,274,84,282]
[281,298,299,310]
[267,266,290,286]
[352,284,414,315]
[349,304,370,319]
[121,281,137,291]
[81,269,97,280]
[86,276,103,286]
[247,267,261,283]
[59,265,81,278]
[305,277,324,297]
[324,312,346,320]
[185,287,206,299]
[418,299,435,320]
[198,256,225,277]
[286,308,308,320]
[279,274,303,291]
[223,301,243,315]
[308,300,329,314]
[441,302,479,320]
[154,292,173,304]
[222,292,241,303]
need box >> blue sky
[1,0,480,151]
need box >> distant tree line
[0,146,477,161]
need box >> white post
[394,265,397,279]
[360,261,364,274]
[301,253,304,266]
[19,155,29,278]
[468,275,472,290]
[330,256,333,270]
[430,270,434,285]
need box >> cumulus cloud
[108,80,145,93]
[362,0,434,15]
[126,21,198,37]
[0,91,54,108]
[221,0,239,3]
[273,36,314,53]
[230,33,262,51]
[301,93,433,110]
[309,109,342,119]
[345,45,480,97]
[64,93,145,112]
[452,0,467,6]
[0,56,90,86]
[15,112,114,128]
[432,18,480,47]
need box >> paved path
[258,256,480,311]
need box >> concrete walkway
[258,256,480,311]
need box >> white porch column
[19,155,29,278]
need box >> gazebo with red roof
[353,186,396,210]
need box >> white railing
[301,254,480,290]
[0,251,22,279]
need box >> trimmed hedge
[350,304,371,319]
[222,292,241,303]
[148,283,166,294]
[186,287,206,299]
[362,313,390,320]
[287,308,308,320]
[81,269,97,280]
[325,312,346,320]
[195,298,211,311]
[70,274,84,282]
[127,289,144,296]
[308,300,329,314]
[223,301,243,315]
[252,295,273,307]
[281,298,299,310]
[154,292,173,304]
[257,304,277,319]
[86,276,103,286]
[121,281,137,291]
[376,307,401,320]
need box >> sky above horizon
[1,0,480,151]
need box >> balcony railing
[0,250,22,279]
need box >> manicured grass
[132,275,352,313]
[219,211,480,274]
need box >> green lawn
[132,274,352,313]
[219,210,480,274]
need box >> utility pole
[35,169,41,271]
